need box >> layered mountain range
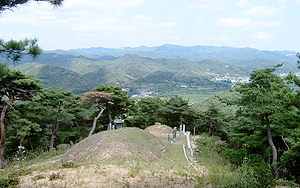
[6,44,298,95]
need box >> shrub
[0,177,20,187]
[8,168,32,178]
[225,165,276,188]
[62,162,78,168]
[49,173,62,181]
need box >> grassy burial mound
[145,124,173,134]
[62,127,165,163]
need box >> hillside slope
[14,63,97,94]
[62,127,165,162]
[7,47,297,95]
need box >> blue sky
[1,0,300,51]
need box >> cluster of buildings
[212,76,250,83]
[131,89,158,98]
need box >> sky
[1,0,300,51]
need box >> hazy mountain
[68,44,298,64]
[5,44,298,95]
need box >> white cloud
[282,0,300,4]
[70,17,119,32]
[240,6,282,17]
[215,18,281,28]
[187,3,205,9]
[1,0,298,51]
[205,35,235,41]
[251,32,273,41]
[186,0,226,11]
[64,0,146,11]
[131,14,151,22]
[215,18,252,27]
[194,17,213,24]
[159,22,178,27]
[236,0,250,8]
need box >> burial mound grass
[145,124,173,134]
[61,127,165,163]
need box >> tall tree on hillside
[136,97,166,128]
[6,105,42,154]
[226,65,293,178]
[164,95,192,128]
[198,102,224,137]
[281,53,300,181]
[79,91,112,136]
[30,89,76,152]
[194,92,239,139]
[0,65,42,167]
[92,84,131,130]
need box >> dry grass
[18,161,200,187]
[62,127,165,163]
[145,124,173,134]
[13,127,203,187]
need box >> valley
[6,44,298,99]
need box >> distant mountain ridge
[68,44,298,64]
[5,44,298,95]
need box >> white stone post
[173,127,177,141]
[180,124,182,139]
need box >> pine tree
[92,84,131,130]
[79,91,112,136]
[230,65,293,178]
[0,65,42,167]
[0,0,63,13]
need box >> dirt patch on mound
[145,125,173,134]
[62,127,165,163]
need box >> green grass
[4,129,297,187]
[193,134,300,188]
[194,135,240,187]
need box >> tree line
[1,38,300,183]
[194,60,300,183]
[0,39,195,168]
[1,1,300,183]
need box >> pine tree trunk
[180,114,183,128]
[27,136,34,152]
[266,117,278,179]
[107,107,112,130]
[19,135,26,146]
[0,102,10,168]
[49,102,62,152]
[49,134,55,152]
[42,130,48,151]
[208,119,213,137]
[89,106,106,137]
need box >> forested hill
[6,45,299,95]
[68,44,298,64]
[16,63,97,94]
